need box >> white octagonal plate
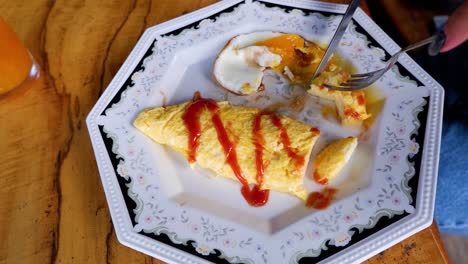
[86,1,443,263]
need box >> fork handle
[398,32,446,56]
[400,34,439,53]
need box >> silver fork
[324,32,446,91]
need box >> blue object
[411,41,468,235]
[436,121,468,234]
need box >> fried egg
[313,137,358,185]
[213,31,324,95]
[213,31,371,125]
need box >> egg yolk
[255,34,329,84]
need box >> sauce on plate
[306,188,337,209]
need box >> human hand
[440,1,468,52]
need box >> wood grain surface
[0,1,449,263]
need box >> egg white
[213,31,283,95]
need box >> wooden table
[0,1,450,263]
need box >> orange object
[0,17,34,94]
[255,34,326,84]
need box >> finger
[440,1,468,52]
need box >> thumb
[440,1,468,52]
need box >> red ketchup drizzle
[183,98,269,206]
[313,171,328,185]
[357,94,366,105]
[269,113,305,167]
[344,108,361,119]
[310,127,320,134]
[248,113,270,206]
[306,188,337,209]
[182,99,218,163]
[253,114,266,185]
[241,184,269,207]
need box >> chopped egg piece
[313,137,358,185]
